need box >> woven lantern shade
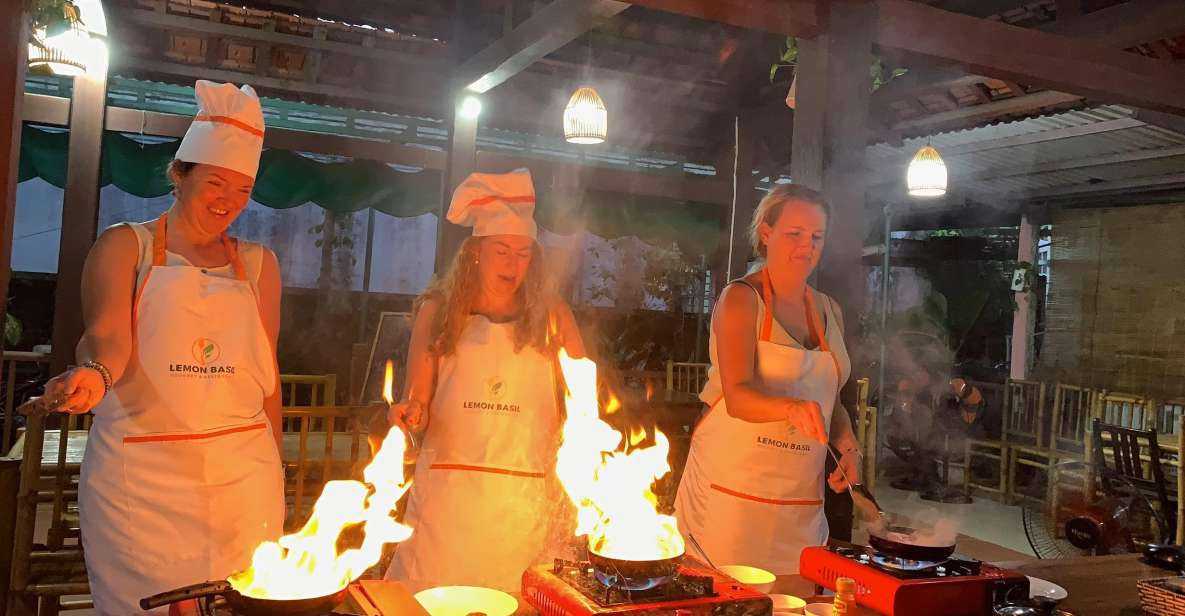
[906,145,948,197]
[564,86,607,145]
[28,0,108,77]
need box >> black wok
[140,580,347,616]
[587,547,684,591]
[867,525,956,562]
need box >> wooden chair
[6,412,93,615]
[965,379,1045,499]
[1098,391,1150,431]
[665,361,709,396]
[2,350,52,456]
[280,373,338,431]
[281,405,374,529]
[1007,383,1097,505]
[1092,419,1175,543]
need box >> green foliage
[5,312,22,347]
[770,36,908,92]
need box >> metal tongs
[826,447,885,523]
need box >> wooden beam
[117,6,447,69]
[50,67,109,376]
[873,0,1185,115]
[456,0,630,94]
[1043,0,1185,49]
[0,0,27,479]
[617,0,822,39]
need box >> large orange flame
[228,360,413,599]
[554,349,685,561]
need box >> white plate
[414,586,519,616]
[1027,576,1068,601]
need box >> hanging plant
[769,36,908,93]
[27,0,82,37]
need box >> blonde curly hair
[415,236,554,357]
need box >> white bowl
[414,586,519,616]
[719,565,776,594]
[803,603,833,616]
[769,594,807,614]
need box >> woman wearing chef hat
[674,184,862,576]
[41,81,284,614]
[385,168,585,592]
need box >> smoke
[868,507,962,548]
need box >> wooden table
[1005,553,1166,616]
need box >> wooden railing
[2,351,51,455]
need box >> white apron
[80,214,283,615]
[674,269,845,575]
[386,316,561,592]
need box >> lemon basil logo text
[462,376,519,412]
[170,338,236,376]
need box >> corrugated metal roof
[869,105,1185,203]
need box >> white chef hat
[446,168,538,239]
[175,80,266,179]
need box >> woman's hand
[828,448,863,493]
[784,398,827,443]
[388,399,425,432]
[43,366,106,414]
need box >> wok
[867,525,957,562]
[140,580,347,616]
[587,547,684,591]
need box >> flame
[605,391,622,416]
[628,426,647,448]
[228,412,414,598]
[555,349,685,561]
[383,360,395,405]
[645,381,655,402]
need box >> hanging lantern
[563,86,607,145]
[28,0,108,77]
[906,145,947,197]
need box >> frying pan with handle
[140,580,348,616]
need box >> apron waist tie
[123,421,268,444]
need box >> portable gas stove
[799,545,1029,616]
[523,558,772,616]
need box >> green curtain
[19,125,723,255]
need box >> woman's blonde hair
[415,236,553,357]
[747,184,830,258]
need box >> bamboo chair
[7,412,93,615]
[1007,383,1097,506]
[965,379,1045,499]
[281,405,373,529]
[665,361,709,396]
[1098,391,1150,431]
[279,373,338,431]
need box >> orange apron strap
[220,234,249,282]
[804,290,843,385]
[152,214,169,266]
[759,268,775,343]
[153,212,248,282]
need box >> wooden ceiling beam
[872,0,1185,115]
[1043,0,1185,49]
[615,0,822,39]
[116,6,447,68]
[456,0,630,94]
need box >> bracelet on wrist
[81,360,113,394]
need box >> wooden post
[1010,214,1037,380]
[0,457,22,616]
[49,64,109,375]
[790,0,875,544]
[434,0,483,275]
[0,0,28,368]
[434,94,478,273]
[790,0,874,319]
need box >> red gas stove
[523,558,772,616]
[799,545,1029,616]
